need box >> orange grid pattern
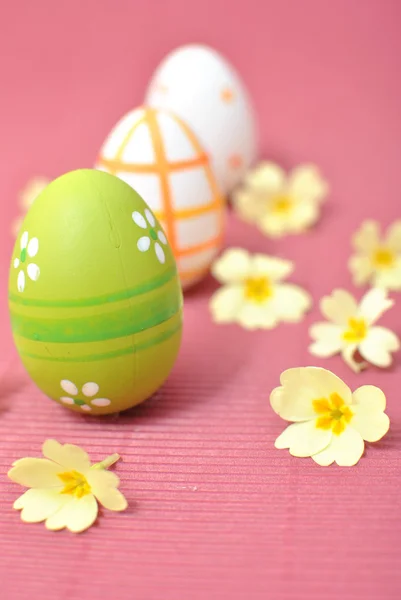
[97,108,224,280]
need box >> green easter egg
[9,169,183,415]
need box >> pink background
[1,1,401,598]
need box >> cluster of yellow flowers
[209,161,399,467]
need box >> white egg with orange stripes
[96,107,225,289]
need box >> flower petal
[348,255,374,286]
[386,220,401,251]
[270,283,312,322]
[373,261,401,291]
[259,212,291,238]
[351,386,390,442]
[132,211,147,229]
[158,230,167,245]
[60,396,74,405]
[154,242,165,264]
[91,398,111,407]
[20,231,29,250]
[353,384,387,411]
[358,288,394,324]
[60,380,78,395]
[45,494,98,533]
[321,289,358,325]
[287,165,328,203]
[245,161,285,192]
[233,190,265,223]
[309,322,344,357]
[137,236,151,252]
[42,440,91,471]
[237,301,278,330]
[359,327,400,367]
[312,427,364,466]
[27,263,40,281]
[250,255,293,281]
[145,208,156,227]
[17,270,25,292]
[87,470,128,512]
[14,488,67,523]
[271,367,353,422]
[211,248,252,283]
[341,344,365,373]
[352,221,381,252]
[289,201,320,231]
[27,237,39,258]
[8,458,62,487]
[275,420,332,457]
[209,285,244,324]
[82,382,99,398]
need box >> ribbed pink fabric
[0,1,401,598]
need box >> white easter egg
[95,106,225,289]
[145,44,258,195]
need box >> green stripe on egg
[9,265,177,308]
[10,280,181,343]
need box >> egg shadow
[97,320,247,426]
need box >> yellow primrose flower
[309,288,399,372]
[13,177,49,235]
[233,161,328,237]
[271,367,390,466]
[8,440,127,533]
[349,220,401,290]
[210,248,312,329]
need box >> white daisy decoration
[210,248,312,330]
[271,367,390,467]
[13,231,40,293]
[309,288,400,372]
[132,208,168,264]
[349,220,401,290]
[233,162,328,237]
[60,380,111,412]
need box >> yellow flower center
[372,247,395,269]
[342,317,367,343]
[59,470,91,498]
[244,276,273,303]
[271,195,293,214]
[313,392,353,436]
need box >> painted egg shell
[145,44,258,195]
[96,106,225,289]
[8,169,183,415]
